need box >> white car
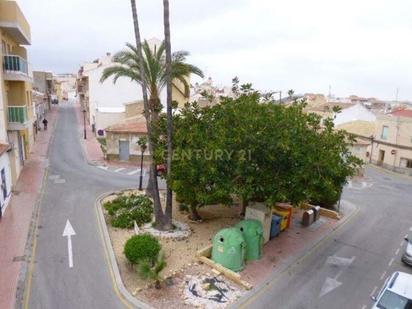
[371,271,412,309]
[402,233,412,266]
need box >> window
[376,290,412,309]
[408,160,412,169]
[381,126,389,140]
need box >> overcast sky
[17,0,412,100]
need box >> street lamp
[82,109,87,140]
[138,137,147,191]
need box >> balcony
[3,55,31,82]
[8,106,29,130]
[0,1,31,45]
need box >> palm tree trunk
[163,0,173,230]
[130,0,165,229]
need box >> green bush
[124,234,161,265]
[104,194,153,228]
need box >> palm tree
[103,2,203,230]
[162,0,173,229]
[127,0,163,230]
[100,41,203,121]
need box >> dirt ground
[103,190,243,308]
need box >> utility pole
[279,91,282,103]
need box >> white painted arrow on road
[319,270,343,297]
[62,220,76,268]
[320,256,356,298]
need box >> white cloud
[16,0,412,100]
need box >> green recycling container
[236,219,263,261]
[211,227,246,272]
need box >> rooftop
[388,272,412,300]
[390,109,412,118]
[105,117,147,134]
[336,120,376,137]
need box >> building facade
[371,112,412,175]
[0,0,34,214]
[76,38,190,135]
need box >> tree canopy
[168,80,362,219]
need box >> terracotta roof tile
[390,109,412,118]
[106,121,147,134]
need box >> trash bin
[245,203,272,244]
[310,205,321,222]
[275,203,293,228]
[211,228,246,272]
[273,208,289,231]
[270,215,281,239]
[236,219,263,261]
[302,209,314,227]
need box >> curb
[230,200,360,308]
[16,107,59,309]
[95,191,154,309]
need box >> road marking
[400,240,405,247]
[380,271,387,281]
[95,197,133,309]
[395,248,400,255]
[238,203,361,308]
[49,175,60,180]
[319,270,343,297]
[388,258,395,267]
[54,179,66,184]
[370,286,378,297]
[361,305,367,309]
[62,220,76,268]
[114,168,125,172]
[128,169,140,175]
[97,166,109,170]
[327,255,355,266]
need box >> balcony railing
[3,55,28,75]
[8,106,28,124]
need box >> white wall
[0,153,12,214]
[334,104,376,126]
[95,111,125,134]
[87,64,142,126]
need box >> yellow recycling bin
[272,208,289,231]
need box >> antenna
[395,88,399,102]
[328,85,332,99]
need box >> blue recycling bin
[270,215,281,239]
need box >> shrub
[104,194,153,228]
[124,234,161,265]
[138,252,167,289]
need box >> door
[1,169,6,200]
[378,150,385,166]
[17,132,24,165]
[0,168,6,217]
[119,140,130,161]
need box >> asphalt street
[27,102,146,309]
[239,167,412,309]
[26,102,412,309]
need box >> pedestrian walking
[42,118,48,130]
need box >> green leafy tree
[170,80,362,217]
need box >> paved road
[240,167,412,309]
[27,102,145,308]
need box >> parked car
[371,271,412,308]
[402,232,412,266]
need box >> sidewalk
[74,103,139,169]
[0,106,58,309]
